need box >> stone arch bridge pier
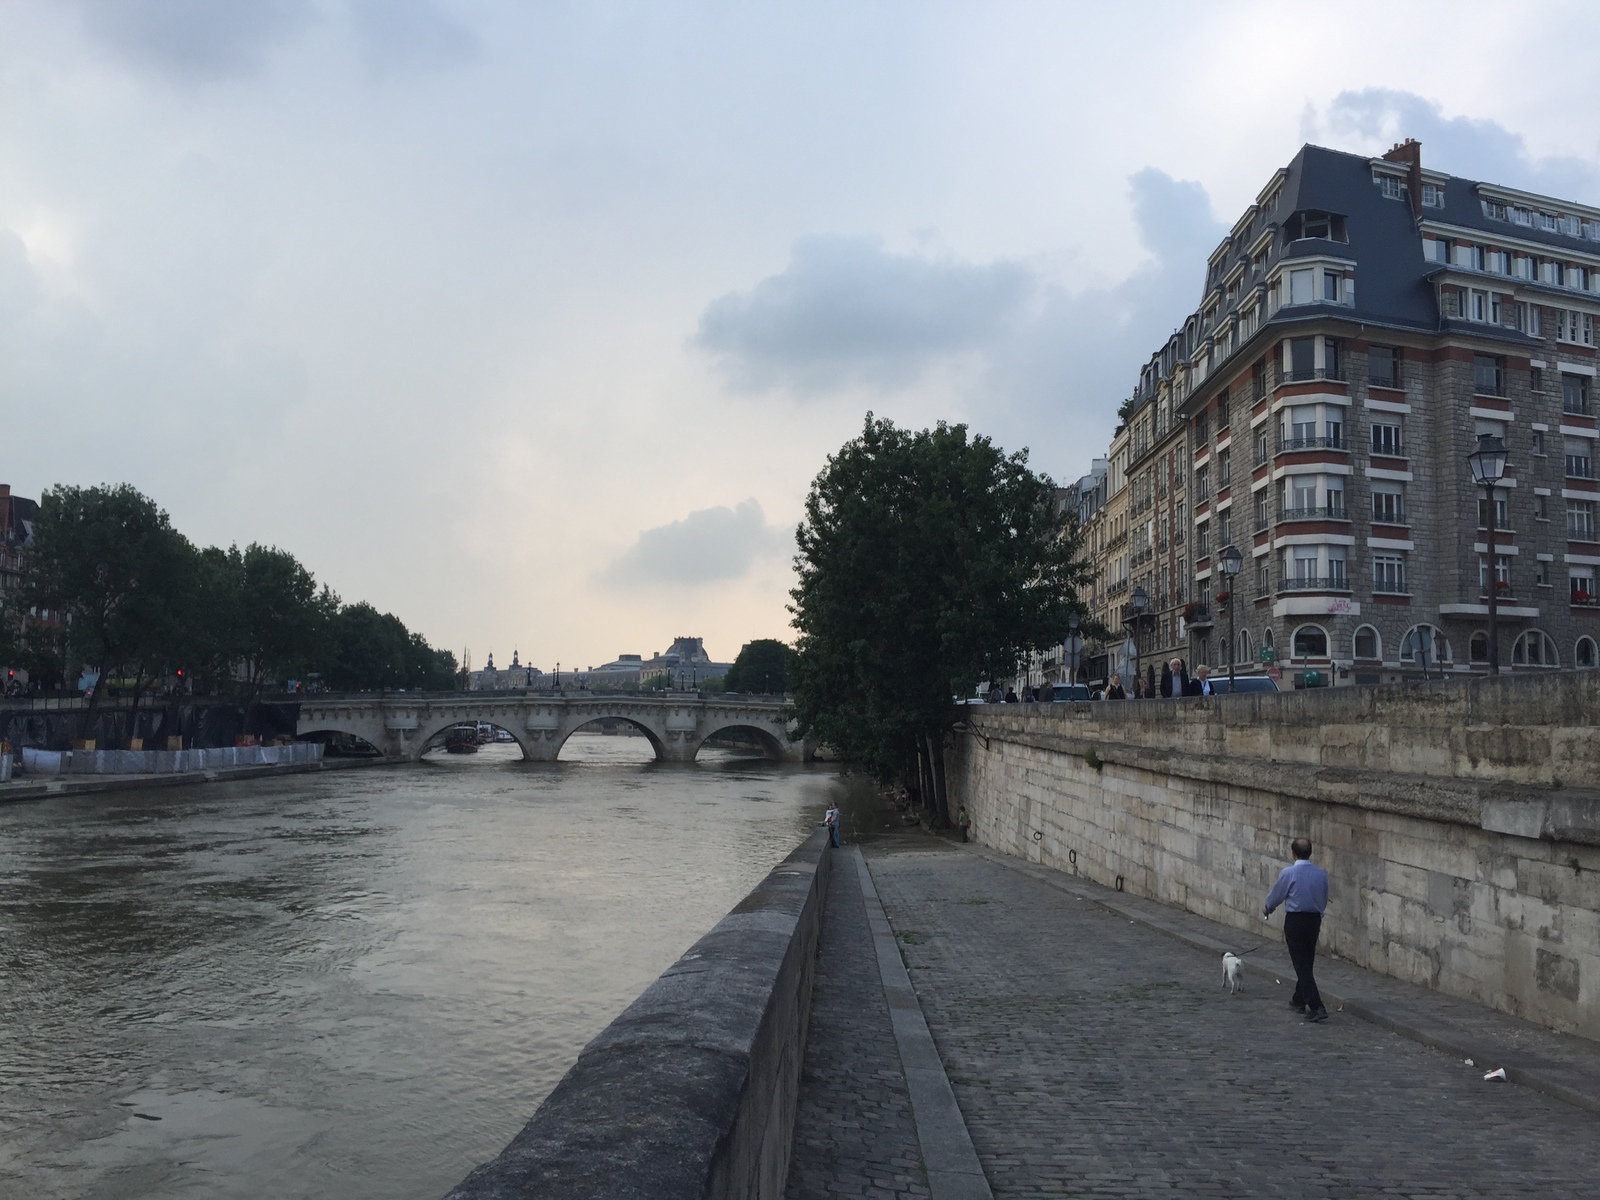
[296,693,809,763]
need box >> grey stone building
[1090,139,1600,686]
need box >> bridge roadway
[296,691,808,763]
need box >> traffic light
[175,668,185,679]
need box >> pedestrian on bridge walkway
[1264,836,1330,1022]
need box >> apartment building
[1081,139,1600,687]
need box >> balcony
[1183,603,1213,628]
[1372,579,1410,595]
[1279,575,1351,594]
[1280,504,1348,522]
[1564,399,1591,417]
[1277,435,1346,453]
[1271,365,1345,389]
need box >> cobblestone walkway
[867,835,1600,1199]
[786,848,930,1199]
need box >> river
[0,735,844,1199]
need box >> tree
[322,602,457,691]
[234,544,335,724]
[788,415,1092,824]
[723,639,796,694]
[22,484,193,737]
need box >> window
[1325,485,1344,517]
[1423,183,1444,208]
[1255,559,1270,595]
[1327,552,1347,589]
[1532,431,1546,457]
[1376,173,1403,200]
[1556,309,1596,346]
[1237,630,1253,664]
[1288,409,1316,446]
[1368,346,1399,387]
[1195,464,1210,498]
[1371,421,1403,456]
[1291,549,1317,584]
[1536,558,1549,586]
[1353,626,1381,659]
[1572,567,1597,604]
[1401,624,1449,665]
[1578,636,1598,667]
[1424,238,1449,263]
[1539,212,1558,232]
[1479,554,1512,590]
[1218,509,1232,547]
[1477,495,1509,528]
[1473,354,1504,395]
[1217,448,1231,486]
[1486,249,1509,274]
[1288,337,1315,379]
[1469,631,1490,663]
[1196,521,1209,557]
[1289,269,1314,305]
[1195,412,1209,444]
[1292,624,1329,659]
[1373,488,1405,523]
[1482,197,1505,219]
[1323,338,1340,379]
[1568,500,1597,539]
[1373,555,1406,594]
[1566,438,1593,479]
[1325,417,1342,449]
[1322,271,1342,302]
[1254,490,1269,530]
[1302,214,1332,240]
[1512,630,1559,667]
[1254,427,1268,466]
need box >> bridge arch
[692,723,789,762]
[414,714,535,761]
[554,717,667,762]
[298,728,385,757]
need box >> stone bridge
[296,692,809,763]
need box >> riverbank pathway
[790,825,1600,1198]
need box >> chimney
[1382,138,1423,219]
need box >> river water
[0,736,844,1199]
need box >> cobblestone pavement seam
[962,840,1600,1117]
[855,847,994,1200]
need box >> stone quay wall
[949,672,1600,1041]
[445,828,833,1200]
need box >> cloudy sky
[5,2,1600,670]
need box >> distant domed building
[468,649,542,691]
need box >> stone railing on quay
[443,827,832,1200]
[950,672,1600,1042]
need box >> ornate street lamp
[1129,585,1148,692]
[1219,545,1243,689]
[1067,610,1081,685]
[1468,433,1509,676]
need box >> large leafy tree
[22,484,193,735]
[723,638,796,694]
[323,602,457,691]
[789,415,1092,824]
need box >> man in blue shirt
[1263,837,1330,1022]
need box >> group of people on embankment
[988,657,1220,703]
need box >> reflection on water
[0,736,839,1199]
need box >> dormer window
[1422,183,1445,208]
[1482,198,1506,220]
[1375,172,1404,200]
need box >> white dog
[1222,952,1244,994]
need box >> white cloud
[599,500,791,588]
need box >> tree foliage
[723,638,795,694]
[788,415,1091,818]
[14,482,456,700]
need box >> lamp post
[1129,585,1148,691]
[1066,610,1081,685]
[1468,433,1509,676]
[1219,545,1243,688]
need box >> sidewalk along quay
[787,801,1600,1199]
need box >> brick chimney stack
[1382,138,1423,219]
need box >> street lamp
[1129,585,1148,692]
[1066,610,1081,685]
[1468,433,1509,676]
[1219,545,1243,688]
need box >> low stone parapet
[444,827,832,1200]
[18,742,326,776]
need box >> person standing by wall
[1263,836,1330,1022]
[956,804,971,843]
[824,802,841,848]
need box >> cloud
[1307,89,1600,201]
[694,235,1033,391]
[694,170,1224,476]
[350,0,481,77]
[71,0,314,81]
[599,500,791,588]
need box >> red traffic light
[175,668,185,678]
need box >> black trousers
[1283,911,1323,1012]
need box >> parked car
[1206,675,1279,694]
[1047,683,1094,702]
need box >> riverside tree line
[1,484,458,719]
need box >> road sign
[1259,647,1276,663]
